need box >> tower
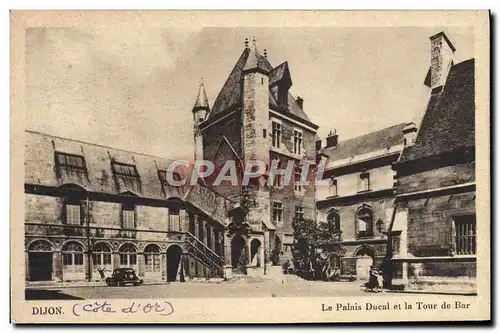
[192,79,210,161]
[241,38,272,230]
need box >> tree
[292,217,345,280]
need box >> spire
[193,78,210,112]
[243,37,270,74]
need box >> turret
[192,79,210,161]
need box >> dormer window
[55,152,88,184]
[278,84,289,107]
[112,161,141,194]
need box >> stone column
[53,251,63,282]
[25,251,29,281]
[161,253,167,280]
[202,220,208,246]
[137,251,145,278]
[194,215,200,239]
[112,252,120,269]
[223,233,233,279]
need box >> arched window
[93,243,112,268]
[327,211,341,233]
[357,206,373,238]
[144,244,161,272]
[119,243,137,267]
[29,240,53,252]
[62,242,84,271]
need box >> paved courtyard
[26,278,425,300]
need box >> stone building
[389,32,476,292]
[24,130,233,283]
[193,38,319,275]
[316,122,416,280]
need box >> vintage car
[105,268,143,286]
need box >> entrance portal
[29,252,53,281]
[28,240,54,281]
[250,239,262,267]
[355,246,375,280]
[231,236,246,272]
[166,245,182,282]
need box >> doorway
[29,252,53,281]
[166,245,182,282]
[231,236,246,271]
[355,246,375,280]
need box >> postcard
[10,10,490,323]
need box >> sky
[25,26,474,160]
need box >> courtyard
[25,277,473,300]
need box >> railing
[184,232,225,278]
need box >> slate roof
[207,47,313,126]
[399,59,475,163]
[25,130,191,200]
[321,123,407,162]
[193,82,210,110]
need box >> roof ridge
[25,130,178,161]
[336,122,408,145]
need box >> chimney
[315,138,322,152]
[429,32,456,90]
[403,122,418,147]
[296,96,304,110]
[325,129,338,148]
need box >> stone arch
[27,239,54,252]
[354,245,376,281]
[142,242,162,253]
[27,240,54,282]
[93,241,113,252]
[231,235,246,270]
[356,203,374,237]
[59,183,89,192]
[60,239,86,251]
[166,244,183,282]
[250,238,262,267]
[353,245,377,259]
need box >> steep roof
[208,48,271,121]
[207,47,313,126]
[193,81,210,110]
[24,131,191,199]
[321,123,407,163]
[399,59,475,163]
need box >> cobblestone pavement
[26,279,417,300]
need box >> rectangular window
[169,213,181,232]
[272,160,283,188]
[295,206,304,221]
[391,231,402,255]
[293,130,303,155]
[454,215,476,255]
[65,204,82,225]
[272,121,282,148]
[359,172,370,192]
[329,178,338,197]
[294,165,303,193]
[121,203,135,237]
[120,254,137,266]
[272,202,283,224]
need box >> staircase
[183,232,225,279]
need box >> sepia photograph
[10,11,490,323]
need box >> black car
[105,268,143,286]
